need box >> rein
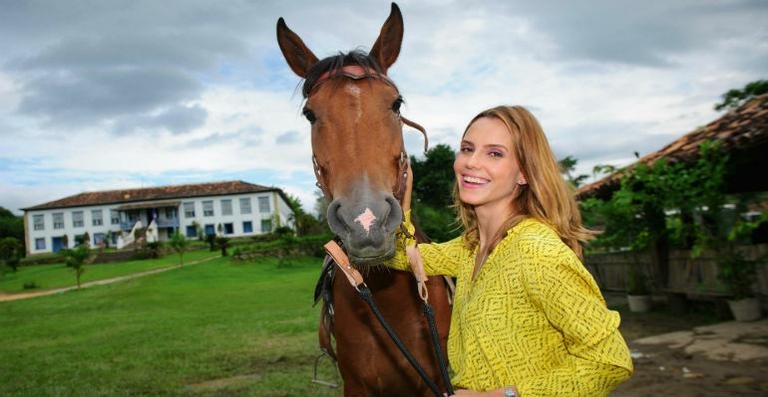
[308,64,451,396]
[324,240,452,397]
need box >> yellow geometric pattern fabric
[388,216,633,396]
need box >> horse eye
[302,107,317,124]
[392,96,404,114]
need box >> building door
[52,237,64,253]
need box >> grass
[0,255,341,397]
[0,250,218,293]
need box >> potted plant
[717,246,763,321]
[626,267,652,312]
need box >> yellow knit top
[389,216,633,397]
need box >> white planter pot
[627,294,652,313]
[728,298,762,322]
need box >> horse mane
[302,50,388,98]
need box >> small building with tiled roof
[578,94,768,200]
[22,180,295,255]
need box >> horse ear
[369,3,404,73]
[276,17,319,78]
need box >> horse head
[277,4,409,265]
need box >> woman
[390,105,633,396]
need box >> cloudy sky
[1,0,766,214]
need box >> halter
[306,64,428,204]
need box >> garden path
[0,254,220,303]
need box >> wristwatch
[503,386,518,397]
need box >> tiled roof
[23,180,279,211]
[577,94,768,199]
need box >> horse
[277,4,452,396]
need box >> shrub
[23,281,40,290]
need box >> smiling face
[453,116,527,217]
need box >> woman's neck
[475,200,516,251]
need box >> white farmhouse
[21,180,295,255]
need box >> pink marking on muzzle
[354,208,377,234]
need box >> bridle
[306,64,428,204]
[307,64,453,396]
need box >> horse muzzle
[326,193,403,264]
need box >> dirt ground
[604,292,768,397]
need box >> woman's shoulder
[508,217,559,242]
[505,217,574,258]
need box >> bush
[23,281,40,290]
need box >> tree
[284,193,326,236]
[582,141,730,290]
[168,231,189,267]
[714,79,768,111]
[0,207,24,252]
[558,155,589,187]
[215,236,230,257]
[0,237,23,272]
[62,245,92,289]
[408,144,462,242]
[411,144,455,208]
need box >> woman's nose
[464,152,480,169]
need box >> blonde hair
[455,105,595,260]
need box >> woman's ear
[517,174,528,185]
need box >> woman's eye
[489,151,503,158]
[302,107,317,124]
[392,96,404,114]
[459,146,473,153]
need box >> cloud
[276,130,301,145]
[0,0,767,215]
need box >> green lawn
[0,250,218,293]
[0,256,341,397]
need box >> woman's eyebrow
[483,143,509,151]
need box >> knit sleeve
[516,235,633,397]
[385,210,465,277]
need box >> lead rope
[406,241,454,397]
[324,241,445,397]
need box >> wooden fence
[584,244,768,298]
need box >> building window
[72,211,84,228]
[223,223,234,234]
[53,213,64,229]
[165,208,177,219]
[92,209,103,226]
[242,221,253,234]
[110,210,120,225]
[203,201,214,217]
[127,212,138,223]
[258,197,270,213]
[33,214,45,231]
[94,233,105,246]
[240,197,252,214]
[35,238,45,250]
[183,202,195,218]
[221,199,233,216]
[186,225,197,238]
[204,224,215,236]
[261,219,272,233]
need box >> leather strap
[324,241,365,290]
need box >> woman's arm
[516,238,633,397]
[385,210,465,277]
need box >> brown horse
[277,4,451,397]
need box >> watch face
[504,387,517,397]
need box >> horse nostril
[326,199,348,234]
[382,195,403,233]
